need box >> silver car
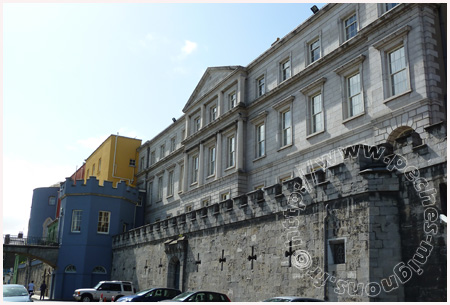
[3,284,33,302]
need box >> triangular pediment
[183,66,241,113]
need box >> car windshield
[3,286,29,297]
[172,291,193,301]
[137,289,152,296]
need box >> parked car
[263,296,325,302]
[116,288,181,302]
[73,281,135,302]
[3,284,33,302]
[163,291,231,302]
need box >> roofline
[84,134,142,162]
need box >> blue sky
[3,2,325,235]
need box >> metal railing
[3,235,59,247]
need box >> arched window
[64,265,76,273]
[92,266,107,274]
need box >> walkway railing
[3,235,58,247]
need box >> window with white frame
[229,92,237,109]
[160,144,165,159]
[310,93,324,134]
[194,116,201,133]
[256,123,265,158]
[280,59,291,82]
[191,155,199,184]
[48,196,56,206]
[157,176,163,201]
[65,265,76,273]
[388,46,408,96]
[150,151,156,165]
[257,75,265,97]
[281,110,292,147]
[227,136,236,168]
[208,146,216,176]
[344,13,357,41]
[170,137,176,153]
[140,157,145,171]
[210,105,217,122]
[71,210,82,233]
[309,38,321,63]
[179,164,184,192]
[97,211,110,234]
[346,73,364,117]
[221,192,230,201]
[373,26,411,100]
[167,170,174,197]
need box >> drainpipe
[323,203,329,301]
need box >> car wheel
[81,294,93,302]
[114,295,123,302]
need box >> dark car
[162,291,231,302]
[263,296,325,302]
[116,288,181,302]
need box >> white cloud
[181,40,197,55]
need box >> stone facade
[112,3,446,302]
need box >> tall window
[194,116,201,132]
[229,92,237,109]
[71,210,82,233]
[347,73,363,117]
[257,76,265,97]
[227,136,236,168]
[281,59,291,81]
[98,158,102,172]
[281,110,292,146]
[208,147,216,176]
[388,46,407,96]
[92,164,95,174]
[385,3,398,12]
[210,106,217,122]
[160,144,165,159]
[179,164,184,192]
[48,196,56,206]
[168,171,174,197]
[311,93,323,133]
[170,137,176,153]
[150,151,156,165]
[344,14,357,41]
[157,176,163,201]
[309,38,321,63]
[148,182,153,205]
[256,124,265,158]
[97,211,110,234]
[192,155,199,183]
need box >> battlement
[61,176,139,200]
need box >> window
[140,157,145,171]
[310,93,324,134]
[160,144,165,159]
[347,73,363,117]
[97,211,110,234]
[202,199,210,207]
[210,106,217,122]
[194,116,201,132]
[179,164,184,193]
[148,182,153,205]
[168,171,174,197]
[92,266,107,274]
[388,46,408,96]
[191,155,199,184]
[157,176,163,201]
[229,92,237,109]
[150,151,156,165]
[92,164,95,174]
[98,158,102,172]
[129,159,136,167]
[309,38,321,63]
[281,110,292,147]
[256,124,265,158]
[280,59,291,81]
[344,13,357,41]
[48,196,56,206]
[208,147,216,176]
[257,75,265,97]
[329,240,346,264]
[86,169,90,177]
[227,136,236,168]
[71,210,82,233]
[64,265,76,273]
[385,3,398,12]
[221,192,230,201]
[170,137,176,153]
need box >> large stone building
[112,3,447,302]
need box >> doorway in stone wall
[167,256,180,290]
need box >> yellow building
[84,135,142,187]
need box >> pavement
[30,293,55,302]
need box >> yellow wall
[84,135,142,187]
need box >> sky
[3,2,325,236]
